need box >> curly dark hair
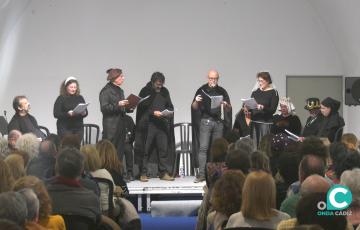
[299,136,328,163]
[210,138,229,162]
[210,170,245,217]
[334,151,360,179]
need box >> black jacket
[134,82,175,168]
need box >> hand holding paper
[160,109,174,117]
[72,103,89,114]
[241,98,258,110]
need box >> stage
[128,176,205,213]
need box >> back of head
[4,154,25,180]
[0,191,28,226]
[60,134,81,150]
[39,140,57,157]
[96,139,122,174]
[329,142,348,163]
[278,151,300,185]
[341,133,359,151]
[299,136,328,163]
[46,134,61,152]
[234,136,255,154]
[300,175,330,196]
[56,147,84,179]
[80,144,101,172]
[299,155,325,182]
[335,151,360,179]
[250,150,270,173]
[340,168,360,204]
[211,170,246,217]
[0,159,14,193]
[15,133,40,161]
[296,193,347,230]
[241,171,276,220]
[225,149,251,174]
[0,219,22,230]
[13,176,52,220]
[210,137,229,162]
[17,188,39,222]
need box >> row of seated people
[0,132,140,230]
[195,133,360,230]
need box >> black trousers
[122,143,134,174]
[141,123,169,176]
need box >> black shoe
[194,175,206,183]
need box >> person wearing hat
[318,97,345,142]
[302,97,324,137]
[272,97,302,136]
[53,76,88,140]
[99,68,129,160]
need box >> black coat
[191,84,232,168]
[99,83,126,155]
[302,114,324,137]
[134,82,175,170]
[272,114,302,136]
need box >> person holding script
[134,72,175,182]
[99,68,130,160]
[53,77,88,139]
[246,72,279,148]
[191,69,232,183]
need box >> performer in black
[53,77,88,140]
[8,95,45,139]
[302,97,324,137]
[191,70,232,183]
[233,104,251,138]
[318,97,345,142]
[99,68,129,160]
[246,72,279,148]
[134,72,175,182]
[271,97,302,136]
[123,114,135,181]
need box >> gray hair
[0,137,9,158]
[17,188,39,222]
[0,191,28,226]
[15,133,40,161]
[234,136,255,154]
[340,168,360,204]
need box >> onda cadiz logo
[317,185,352,216]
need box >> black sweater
[250,88,279,122]
[53,95,87,130]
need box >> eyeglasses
[208,77,219,81]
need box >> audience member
[13,176,66,230]
[4,154,25,180]
[15,133,40,162]
[341,168,360,227]
[0,219,22,230]
[225,149,251,175]
[0,191,27,227]
[17,188,47,229]
[207,170,245,230]
[326,142,349,183]
[96,139,129,195]
[334,151,360,181]
[27,140,57,180]
[342,133,359,151]
[250,150,271,173]
[0,158,15,193]
[46,147,102,224]
[0,136,10,158]
[226,171,290,229]
[7,129,22,152]
[298,136,328,164]
[59,133,81,150]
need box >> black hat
[321,97,340,114]
[304,98,321,110]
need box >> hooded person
[302,97,324,137]
[191,70,232,183]
[134,72,175,182]
[318,97,345,142]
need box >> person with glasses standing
[191,70,232,183]
[99,68,129,161]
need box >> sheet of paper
[201,89,223,109]
[241,98,258,110]
[72,103,89,114]
[285,129,300,140]
[160,109,174,117]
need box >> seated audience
[0,159,14,193]
[250,150,271,173]
[17,188,47,229]
[0,136,10,158]
[13,176,65,230]
[0,191,28,227]
[226,171,290,229]
[334,151,360,182]
[8,130,22,152]
[46,147,102,224]
[280,174,330,218]
[207,170,245,230]
[342,133,359,151]
[326,142,349,183]
[27,140,57,180]
[232,104,251,138]
[96,140,129,195]
[4,154,25,180]
[0,219,22,230]
[8,95,45,139]
[15,133,40,162]
[341,168,360,228]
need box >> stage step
[151,200,202,217]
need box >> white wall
[0,0,349,135]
